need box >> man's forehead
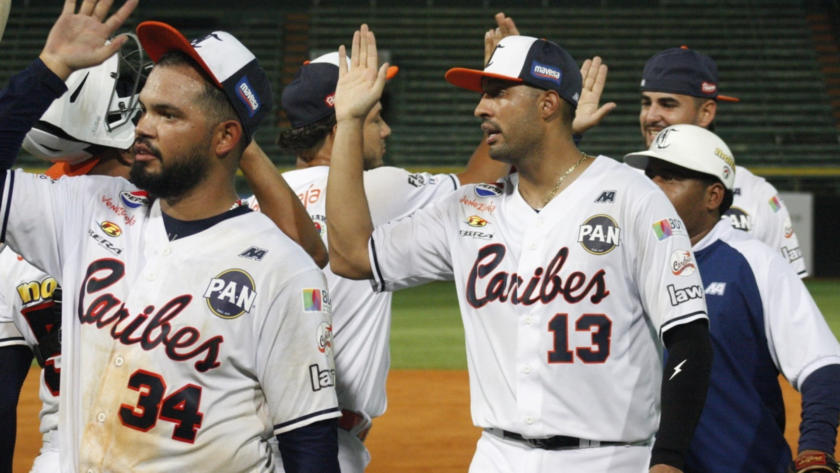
[481,77,523,90]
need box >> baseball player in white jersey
[325,27,714,472]
[260,47,508,471]
[0,4,339,472]
[637,46,808,277]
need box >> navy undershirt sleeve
[0,59,68,193]
[799,363,840,454]
[275,418,339,473]
[0,345,34,473]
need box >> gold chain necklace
[539,152,588,210]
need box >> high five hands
[334,24,390,124]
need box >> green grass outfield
[390,280,840,370]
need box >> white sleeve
[364,167,459,226]
[257,268,340,434]
[632,189,709,341]
[0,170,90,279]
[0,286,26,349]
[758,249,840,390]
[752,182,807,277]
[368,194,454,293]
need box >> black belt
[485,428,638,450]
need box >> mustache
[133,138,162,160]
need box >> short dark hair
[277,113,336,162]
[526,86,574,131]
[156,50,240,137]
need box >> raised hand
[484,12,519,66]
[334,24,389,123]
[572,56,617,135]
[40,0,138,81]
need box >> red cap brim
[717,95,740,102]
[445,68,523,92]
[386,66,399,80]
[44,158,100,179]
[136,21,223,88]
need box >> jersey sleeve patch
[651,217,687,241]
[302,288,332,313]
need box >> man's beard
[130,139,210,200]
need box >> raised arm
[326,26,388,280]
[240,141,329,268]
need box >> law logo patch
[100,221,122,237]
[467,215,489,228]
[705,282,726,296]
[651,218,687,241]
[475,183,503,198]
[670,250,696,276]
[578,215,621,255]
[724,207,751,232]
[309,363,336,392]
[238,247,268,261]
[119,191,150,209]
[316,322,333,354]
[303,288,332,313]
[203,269,257,319]
[594,190,616,203]
[782,246,803,263]
[667,284,703,306]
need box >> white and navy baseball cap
[282,52,399,128]
[445,36,582,108]
[625,124,736,189]
[136,21,272,143]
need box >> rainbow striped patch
[652,219,674,241]
[302,289,323,312]
[769,196,782,213]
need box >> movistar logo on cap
[530,60,562,85]
[236,76,260,117]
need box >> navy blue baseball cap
[137,21,273,143]
[446,36,582,108]
[641,46,739,102]
[282,52,399,128]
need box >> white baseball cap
[624,124,736,189]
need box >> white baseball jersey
[726,165,807,277]
[367,156,708,442]
[248,165,458,419]
[0,247,61,437]
[0,170,340,473]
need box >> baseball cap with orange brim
[445,36,582,108]
[641,46,739,102]
[282,52,399,128]
[136,21,273,143]
[44,158,100,179]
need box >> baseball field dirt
[12,368,839,472]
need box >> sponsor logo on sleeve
[594,191,616,203]
[783,216,794,238]
[704,282,726,296]
[467,215,489,228]
[670,250,696,276]
[723,207,751,232]
[530,60,562,86]
[316,322,333,354]
[408,173,436,187]
[475,183,503,198]
[236,76,261,117]
[667,284,704,306]
[238,247,268,261]
[578,215,620,255]
[119,191,150,209]
[769,196,782,213]
[309,363,336,391]
[99,221,122,237]
[781,246,802,262]
[303,288,332,313]
[203,269,257,319]
[651,218,686,241]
